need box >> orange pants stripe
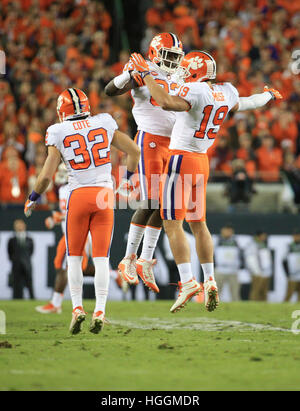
[160,150,209,222]
[66,187,114,257]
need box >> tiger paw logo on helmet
[190,56,204,70]
[179,51,216,83]
[148,32,184,75]
[151,35,162,49]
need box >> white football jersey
[131,61,181,137]
[169,82,239,153]
[45,113,118,191]
[58,183,69,234]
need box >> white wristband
[238,92,272,111]
[113,71,131,89]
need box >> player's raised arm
[24,146,61,217]
[104,61,145,96]
[232,86,283,112]
[130,53,190,112]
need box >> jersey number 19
[194,105,228,139]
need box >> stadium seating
[0,0,299,210]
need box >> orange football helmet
[179,51,216,83]
[148,32,184,74]
[57,88,90,122]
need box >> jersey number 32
[63,128,109,170]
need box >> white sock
[125,223,146,256]
[201,263,215,281]
[177,263,193,283]
[94,257,110,314]
[140,226,161,261]
[67,256,83,310]
[51,291,63,308]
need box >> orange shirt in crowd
[146,5,173,27]
[271,120,298,152]
[236,148,257,178]
[256,146,283,182]
[0,159,27,203]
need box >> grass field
[0,300,300,391]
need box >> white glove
[45,216,55,230]
[115,178,135,198]
[24,199,36,217]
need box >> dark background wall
[1,208,299,269]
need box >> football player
[130,51,282,313]
[36,163,127,315]
[25,88,140,334]
[105,33,184,293]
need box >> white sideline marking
[110,317,292,333]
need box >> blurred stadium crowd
[0,0,300,209]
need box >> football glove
[52,211,64,223]
[264,86,283,100]
[123,60,134,72]
[24,190,41,217]
[115,178,135,198]
[123,60,145,87]
[130,53,150,79]
[45,211,64,229]
[131,72,145,87]
[24,199,36,217]
[45,216,55,230]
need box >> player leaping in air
[130,50,282,313]
[105,33,184,294]
[24,88,140,334]
[35,163,126,315]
